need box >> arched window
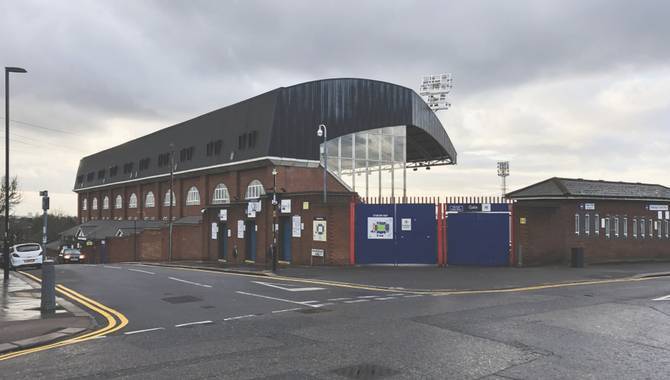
[212,183,230,204]
[245,179,265,199]
[115,195,123,209]
[186,186,200,206]
[164,190,176,206]
[145,191,155,208]
[92,197,98,210]
[128,193,138,209]
[82,198,88,211]
[103,196,110,210]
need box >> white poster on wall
[211,223,218,240]
[281,199,291,213]
[401,218,412,231]
[313,219,327,241]
[367,217,394,239]
[218,209,227,221]
[292,215,302,237]
[237,220,245,239]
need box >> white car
[8,243,43,269]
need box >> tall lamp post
[4,67,27,281]
[168,143,175,262]
[317,124,327,203]
[271,168,278,273]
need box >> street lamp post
[4,67,26,281]
[168,143,175,262]
[317,124,327,204]
[271,168,278,273]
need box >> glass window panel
[326,138,339,158]
[355,133,367,160]
[368,134,380,161]
[393,135,405,162]
[382,126,395,135]
[340,134,353,159]
[341,158,353,171]
[327,157,339,174]
[381,135,393,162]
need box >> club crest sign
[367,216,393,239]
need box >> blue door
[245,220,256,261]
[281,217,292,262]
[355,204,436,264]
[217,222,227,260]
[447,208,510,266]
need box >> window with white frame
[623,217,628,238]
[103,196,110,210]
[129,193,138,209]
[82,198,88,211]
[641,218,646,238]
[594,214,599,236]
[245,179,265,199]
[585,214,590,236]
[658,220,662,239]
[186,186,200,206]
[164,190,176,206]
[145,192,155,208]
[92,197,98,210]
[633,218,638,238]
[649,219,654,239]
[212,183,230,204]
[614,217,619,238]
[605,217,610,238]
[115,195,123,209]
[665,220,669,239]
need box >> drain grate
[161,295,202,304]
[332,363,398,379]
[296,308,331,314]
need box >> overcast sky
[2,0,670,215]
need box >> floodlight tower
[497,161,510,198]
[419,73,453,112]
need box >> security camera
[317,129,323,137]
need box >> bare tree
[0,176,22,215]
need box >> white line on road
[175,320,213,328]
[356,295,379,299]
[223,314,256,321]
[327,297,352,301]
[374,297,396,301]
[127,268,155,275]
[404,294,424,298]
[236,291,320,308]
[124,327,165,335]
[252,281,325,292]
[344,299,369,304]
[271,308,303,313]
[652,295,670,301]
[388,293,405,296]
[168,277,212,288]
[310,302,334,307]
[103,265,122,269]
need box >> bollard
[40,259,56,314]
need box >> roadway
[2,263,670,379]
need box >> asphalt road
[2,263,670,379]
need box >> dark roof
[74,78,457,191]
[67,220,165,240]
[507,177,670,200]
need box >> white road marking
[124,327,165,335]
[310,302,334,307]
[271,308,303,314]
[236,291,321,308]
[252,281,325,292]
[356,295,378,299]
[103,265,122,269]
[344,299,369,304]
[327,297,352,301]
[404,294,424,298]
[175,320,213,327]
[223,314,256,321]
[652,294,670,301]
[92,335,106,339]
[127,268,155,275]
[388,293,405,296]
[374,297,395,301]
[168,277,212,288]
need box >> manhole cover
[161,295,202,304]
[296,308,331,314]
[332,363,398,379]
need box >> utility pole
[4,66,27,281]
[168,143,175,262]
[271,168,278,273]
[39,191,49,255]
[317,124,328,203]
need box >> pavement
[0,271,95,354]
[141,260,670,291]
[1,262,669,378]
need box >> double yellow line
[0,271,128,362]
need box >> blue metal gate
[447,203,510,266]
[355,204,436,264]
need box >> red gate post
[349,198,356,266]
